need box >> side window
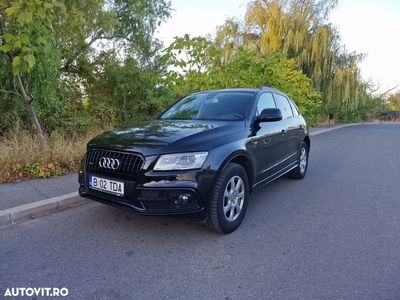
[288,98,300,117]
[274,93,293,119]
[256,93,276,115]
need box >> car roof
[193,87,286,95]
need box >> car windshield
[159,92,254,121]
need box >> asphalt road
[1,123,400,300]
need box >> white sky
[156,0,400,94]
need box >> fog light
[174,194,192,206]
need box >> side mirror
[255,108,283,123]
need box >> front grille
[86,150,144,181]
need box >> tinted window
[160,94,205,119]
[288,99,300,117]
[274,93,293,119]
[256,92,276,115]
[160,92,253,120]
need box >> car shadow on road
[82,177,293,238]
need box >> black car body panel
[78,87,310,224]
[87,120,248,155]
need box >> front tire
[288,141,308,179]
[207,163,249,234]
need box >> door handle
[281,129,286,135]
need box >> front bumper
[78,169,215,219]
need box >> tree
[388,92,400,111]
[162,35,321,122]
[56,0,171,77]
[87,56,174,125]
[1,0,172,139]
[0,0,60,148]
[161,35,219,97]
[52,0,173,128]
[214,0,368,120]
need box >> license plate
[89,175,124,197]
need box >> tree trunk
[15,74,47,149]
[0,15,47,149]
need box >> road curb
[309,123,358,136]
[0,192,90,229]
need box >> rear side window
[274,93,293,119]
[288,99,300,117]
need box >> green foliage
[0,0,172,136]
[161,35,217,97]
[215,0,367,120]
[260,52,322,123]
[0,0,60,75]
[53,0,173,129]
[388,92,400,111]
[0,0,175,181]
[0,55,22,132]
[0,157,82,182]
[0,49,66,134]
[14,162,64,179]
[0,0,62,147]
[86,56,175,126]
[56,0,171,76]
[327,95,391,123]
[162,36,322,122]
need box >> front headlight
[153,152,208,171]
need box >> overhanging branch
[60,31,134,72]
[0,89,24,99]
[379,83,399,99]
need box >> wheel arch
[220,153,255,194]
[304,135,311,153]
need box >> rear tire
[288,141,308,179]
[207,163,249,234]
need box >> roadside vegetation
[0,130,96,183]
[0,0,398,183]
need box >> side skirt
[250,161,298,193]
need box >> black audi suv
[78,87,310,233]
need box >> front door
[251,92,287,185]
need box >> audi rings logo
[99,157,120,170]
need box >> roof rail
[259,86,269,90]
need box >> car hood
[87,120,247,156]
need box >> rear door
[273,93,303,168]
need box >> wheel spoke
[224,189,232,199]
[234,201,242,215]
[234,178,242,192]
[299,147,307,173]
[223,199,233,215]
[228,206,236,221]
